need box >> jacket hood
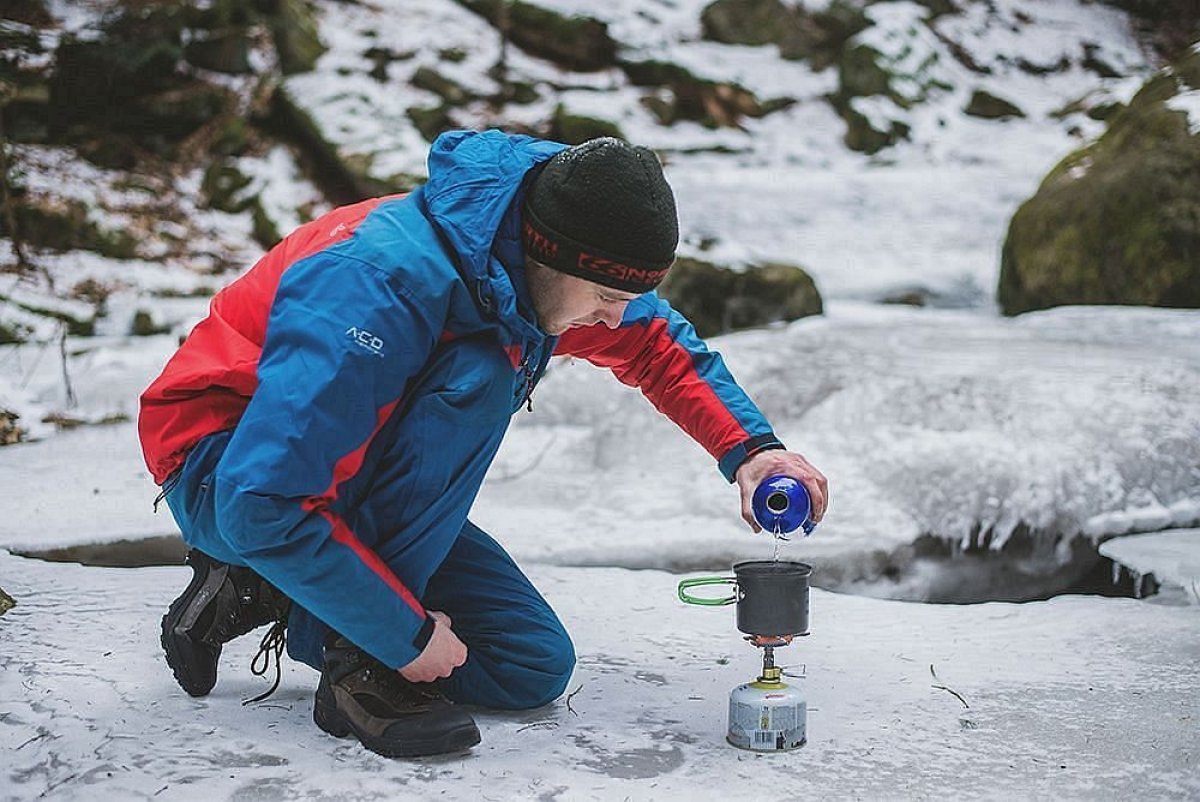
[423,130,566,342]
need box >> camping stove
[726,634,806,752]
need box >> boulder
[547,105,623,144]
[964,89,1025,120]
[0,585,14,615]
[453,0,617,72]
[701,0,870,72]
[622,60,792,129]
[998,48,1200,315]
[657,257,823,338]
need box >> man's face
[524,258,639,335]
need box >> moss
[964,89,1025,120]
[261,86,402,203]
[407,104,455,144]
[2,198,134,258]
[548,106,623,145]
[839,44,893,99]
[998,50,1200,315]
[455,0,617,72]
[130,309,170,336]
[658,256,822,337]
[0,321,27,345]
[184,30,253,74]
[411,67,475,106]
[700,0,791,47]
[201,160,254,213]
[250,199,282,250]
[269,0,327,75]
[622,59,781,128]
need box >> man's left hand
[734,449,828,533]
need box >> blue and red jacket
[139,130,782,668]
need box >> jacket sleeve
[554,292,783,482]
[211,249,440,670]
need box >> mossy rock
[1098,0,1200,62]
[4,0,53,27]
[184,29,254,74]
[658,257,823,338]
[998,49,1200,315]
[0,321,28,345]
[454,0,617,72]
[701,0,869,72]
[407,104,457,144]
[547,106,623,145]
[411,66,476,107]
[1,198,137,259]
[964,89,1025,120]
[261,86,406,203]
[700,0,791,47]
[250,199,282,250]
[829,96,910,154]
[622,59,787,129]
[130,309,171,337]
[268,0,327,74]
[839,43,893,99]
[0,585,15,614]
[201,160,254,213]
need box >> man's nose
[599,305,624,328]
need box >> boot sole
[161,553,223,697]
[313,695,481,758]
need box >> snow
[3,551,1199,801]
[3,0,1200,796]
[1099,530,1200,602]
[1166,89,1200,135]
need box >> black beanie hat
[522,137,679,294]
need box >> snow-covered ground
[3,0,1199,797]
[3,551,1199,801]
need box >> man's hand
[399,611,467,682]
[735,449,829,533]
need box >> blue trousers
[165,336,575,710]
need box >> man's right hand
[399,610,467,683]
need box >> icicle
[1135,572,1145,600]
[1111,561,1121,586]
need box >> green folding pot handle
[678,576,738,606]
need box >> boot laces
[242,618,288,705]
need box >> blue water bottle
[752,475,815,536]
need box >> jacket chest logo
[346,326,385,358]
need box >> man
[139,130,828,759]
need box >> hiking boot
[313,637,481,758]
[161,549,291,697]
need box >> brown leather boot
[313,636,480,758]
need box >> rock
[700,0,791,47]
[829,22,949,153]
[964,89,1025,120]
[622,60,790,129]
[454,0,617,72]
[547,105,623,144]
[130,310,170,337]
[998,49,1200,315]
[184,30,254,75]
[658,257,823,338]
[407,104,456,144]
[701,0,869,72]
[262,86,412,203]
[1099,0,1200,63]
[0,409,23,446]
[0,585,14,615]
[268,0,327,75]
[411,67,476,107]
[201,160,254,214]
